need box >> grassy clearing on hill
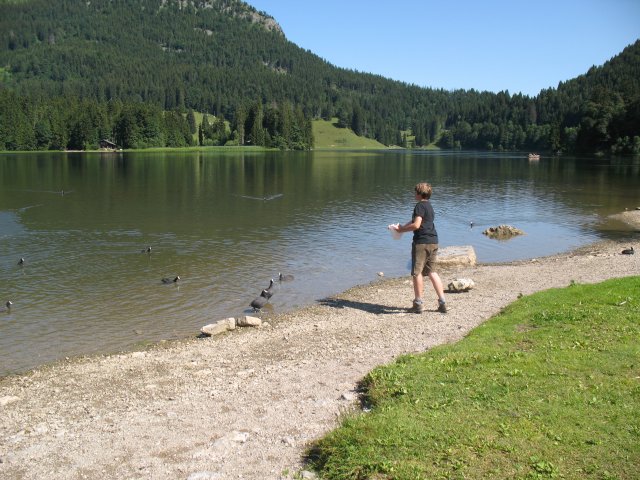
[191,111,205,143]
[190,113,386,150]
[308,276,640,480]
[312,119,387,149]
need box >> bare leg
[412,274,424,300]
[427,271,446,301]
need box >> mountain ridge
[0,0,638,153]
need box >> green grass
[312,118,387,149]
[0,66,11,83]
[191,110,206,143]
[308,276,640,479]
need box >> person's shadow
[317,297,406,315]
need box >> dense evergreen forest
[0,0,639,153]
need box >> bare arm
[396,216,422,233]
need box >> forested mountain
[535,42,640,153]
[0,0,639,153]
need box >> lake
[1,150,639,376]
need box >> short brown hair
[415,182,432,199]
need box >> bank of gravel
[1,238,638,480]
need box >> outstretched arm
[395,216,423,233]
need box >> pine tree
[248,102,265,146]
[187,109,197,135]
[234,105,247,146]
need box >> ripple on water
[2,151,638,376]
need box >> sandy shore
[1,237,638,479]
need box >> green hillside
[0,0,638,153]
[312,119,386,149]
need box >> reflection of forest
[2,151,639,233]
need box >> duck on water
[250,290,271,312]
[262,279,276,298]
[278,272,294,282]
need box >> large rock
[0,396,20,407]
[482,225,525,239]
[237,316,262,327]
[437,245,477,266]
[610,210,640,228]
[201,318,236,337]
[447,278,475,292]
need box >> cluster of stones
[482,225,525,239]
[201,316,263,337]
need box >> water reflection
[1,150,638,376]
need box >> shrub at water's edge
[307,276,640,479]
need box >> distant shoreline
[0,145,277,155]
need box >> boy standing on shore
[391,182,447,313]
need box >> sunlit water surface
[1,150,639,375]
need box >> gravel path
[1,239,638,480]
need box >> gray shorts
[412,243,438,276]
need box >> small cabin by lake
[99,139,118,150]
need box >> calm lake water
[1,150,639,376]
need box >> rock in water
[482,225,525,239]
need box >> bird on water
[162,276,180,284]
[262,278,276,298]
[279,272,294,282]
[250,290,270,311]
[18,257,25,265]
[621,246,634,255]
[1,301,12,313]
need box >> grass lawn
[307,276,640,479]
[312,119,387,149]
